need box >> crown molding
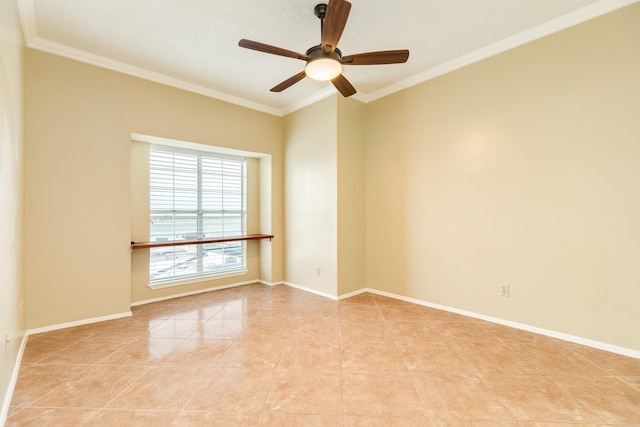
[28,32,337,117]
[17,0,639,115]
[361,0,640,103]
[16,0,36,44]
[27,37,284,116]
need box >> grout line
[19,363,93,409]
[96,365,154,413]
[338,294,346,425]
[365,287,640,359]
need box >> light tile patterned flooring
[7,283,640,426]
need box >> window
[149,146,247,284]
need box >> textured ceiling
[19,0,636,115]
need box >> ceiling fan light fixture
[305,57,342,81]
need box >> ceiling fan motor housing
[305,45,342,62]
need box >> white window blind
[149,146,247,284]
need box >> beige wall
[284,96,338,296]
[18,1,640,354]
[337,97,366,296]
[283,96,367,297]
[25,50,283,328]
[0,0,26,417]
[366,4,640,350]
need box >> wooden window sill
[131,234,274,249]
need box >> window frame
[147,144,248,288]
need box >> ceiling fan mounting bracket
[314,4,328,19]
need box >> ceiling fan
[238,0,409,97]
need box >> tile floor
[7,283,640,426]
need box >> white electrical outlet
[500,285,510,297]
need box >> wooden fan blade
[270,71,307,92]
[239,39,307,60]
[331,74,356,97]
[342,50,410,65]
[322,0,351,53]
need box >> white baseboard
[27,311,132,336]
[283,281,339,301]
[132,279,261,306]
[16,281,639,366]
[364,288,640,360]
[338,288,368,300]
[249,282,640,358]
[0,333,28,426]
[258,280,284,287]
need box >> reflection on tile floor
[8,283,640,426]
